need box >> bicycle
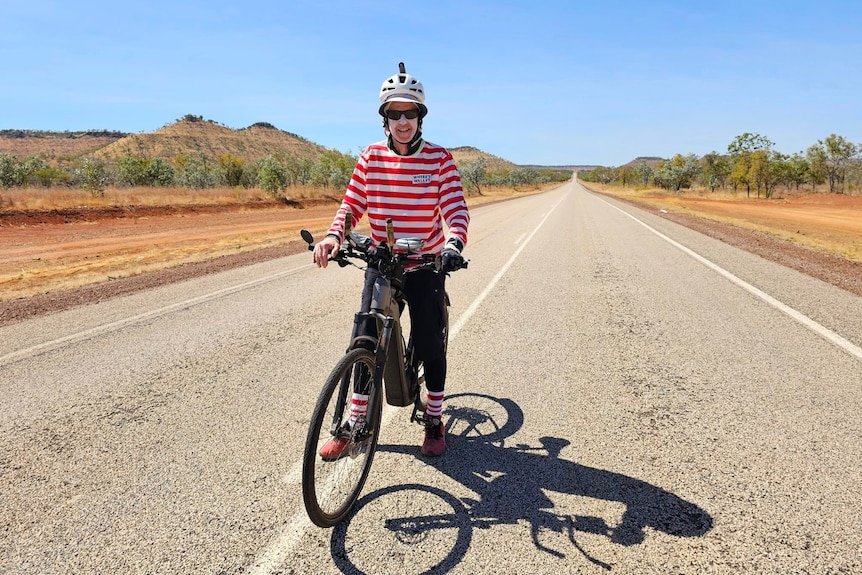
[300,216,467,528]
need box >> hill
[449,146,519,172]
[2,121,520,169]
[522,164,591,172]
[1,117,561,172]
[95,116,327,163]
[621,156,664,168]
[0,130,126,159]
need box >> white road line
[0,264,315,367]
[250,192,570,574]
[599,197,862,363]
[450,194,567,341]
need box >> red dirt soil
[1,191,861,327]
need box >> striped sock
[425,391,445,420]
[348,393,369,426]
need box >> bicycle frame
[300,221,466,527]
[348,266,419,410]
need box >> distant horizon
[0,119,617,169]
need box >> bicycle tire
[302,348,382,527]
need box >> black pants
[358,267,447,392]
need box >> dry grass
[0,185,344,211]
[0,182,557,301]
[584,182,862,263]
[0,181,547,212]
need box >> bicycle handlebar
[340,230,467,273]
[301,228,468,275]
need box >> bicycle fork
[339,309,391,445]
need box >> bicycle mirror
[300,229,314,249]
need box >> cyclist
[313,63,469,457]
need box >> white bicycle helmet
[378,62,428,118]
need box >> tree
[618,164,637,187]
[750,150,788,198]
[0,153,19,187]
[653,154,699,192]
[240,162,259,188]
[144,158,175,187]
[727,132,773,157]
[749,150,770,198]
[636,161,653,187]
[699,152,730,192]
[460,156,487,196]
[258,154,289,196]
[849,153,862,194]
[0,155,51,187]
[507,167,540,188]
[176,153,216,189]
[309,150,355,188]
[77,158,108,196]
[283,154,313,186]
[217,153,246,187]
[785,153,810,191]
[118,155,150,186]
[728,133,774,197]
[32,165,70,187]
[820,133,858,193]
[805,143,829,192]
[579,166,615,184]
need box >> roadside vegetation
[578,132,861,197]
[0,114,571,209]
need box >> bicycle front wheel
[302,348,381,527]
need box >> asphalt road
[2,180,861,574]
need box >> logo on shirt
[412,174,432,185]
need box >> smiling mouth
[393,126,413,141]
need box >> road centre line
[0,263,316,367]
[599,196,862,363]
[251,192,570,574]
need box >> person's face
[385,102,420,144]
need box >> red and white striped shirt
[327,139,469,255]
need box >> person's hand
[441,248,464,272]
[313,236,340,268]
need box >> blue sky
[2,1,860,166]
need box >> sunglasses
[385,108,420,120]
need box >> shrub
[0,153,19,187]
[32,166,71,187]
[145,158,175,187]
[218,153,246,187]
[77,158,109,196]
[258,154,289,196]
[176,153,217,189]
[118,155,150,186]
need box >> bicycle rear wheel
[302,348,381,527]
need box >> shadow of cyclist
[334,393,713,571]
[441,394,712,547]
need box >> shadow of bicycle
[330,392,713,574]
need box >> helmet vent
[378,62,427,116]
